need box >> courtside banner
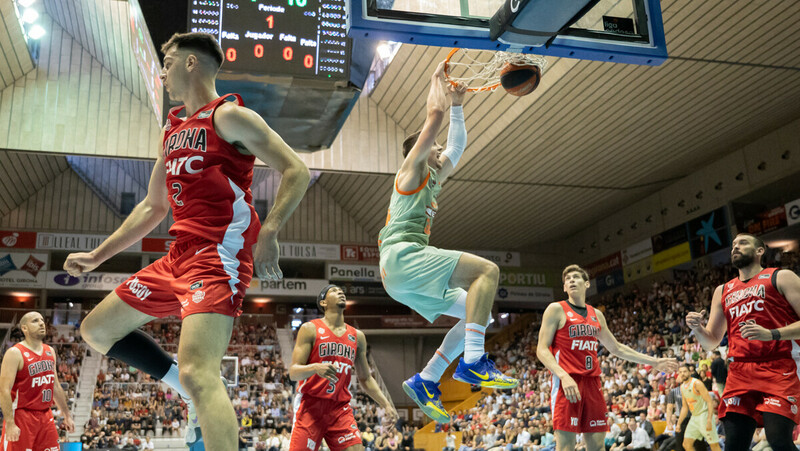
[249,278,330,296]
[326,263,381,282]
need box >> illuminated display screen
[188,0,350,80]
[129,0,166,123]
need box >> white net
[445,48,548,92]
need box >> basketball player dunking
[687,233,800,450]
[537,265,678,451]
[289,285,398,451]
[63,32,310,451]
[0,312,75,450]
[378,61,517,424]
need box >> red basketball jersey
[163,94,260,244]
[297,319,358,402]
[549,301,602,377]
[721,267,799,360]
[11,343,56,410]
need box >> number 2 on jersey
[171,182,184,206]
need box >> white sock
[420,320,465,382]
[162,363,191,401]
[464,322,486,364]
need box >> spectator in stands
[709,351,726,395]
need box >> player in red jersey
[63,32,310,450]
[687,233,800,451]
[289,285,397,451]
[537,265,677,451]
[0,312,74,450]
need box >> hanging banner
[340,244,381,263]
[326,264,381,282]
[0,253,49,288]
[585,252,622,279]
[652,242,692,273]
[596,269,625,293]
[46,272,130,291]
[279,242,341,261]
[623,256,653,283]
[688,207,730,259]
[621,239,653,266]
[0,231,38,249]
[651,224,688,254]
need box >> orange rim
[444,48,501,93]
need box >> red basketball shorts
[116,237,254,319]
[551,374,610,433]
[1,408,59,451]
[290,395,361,451]
[719,358,800,426]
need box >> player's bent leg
[80,291,156,354]
[763,412,797,451]
[721,413,758,451]
[583,431,606,451]
[554,430,577,451]
[447,253,499,326]
[178,312,236,451]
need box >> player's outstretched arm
[354,330,398,426]
[0,347,23,441]
[215,103,311,281]
[536,303,581,403]
[686,285,726,350]
[396,61,448,192]
[289,322,337,382]
[596,310,678,372]
[437,83,468,182]
[64,134,170,276]
[51,353,75,433]
[741,269,800,341]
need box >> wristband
[771,329,781,341]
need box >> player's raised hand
[686,309,706,330]
[5,421,20,441]
[560,374,581,403]
[63,252,101,277]
[449,82,468,106]
[653,358,679,373]
[432,60,446,80]
[740,322,772,341]
[314,363,338,383]
[254,232,283,281]
[384,405,399,428]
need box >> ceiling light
[21,8,38,23]
[17,0,36,7]
[28,24,45,39]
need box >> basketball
[500,62,541,96]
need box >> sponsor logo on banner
[652,242,692,273]
[250,278,330,296]
[585,253,622,279]
[745,206,787,235]
[496,286,553,304]
[0,253,50,288]
[689,207,729,258]
[499,268,550,287]
[279,242,340,261]
[36,233,142,252]
[338,282,388,297]
[46,272,131,291]
[0,231,37,248]
[326,264,381,282]
[468,250,521,267]
[597,269,624,293]
[623,256,652,283]
[340,245,380,262]
[621,239,653,265]
[651,224,688,253]
[786,198,800,226]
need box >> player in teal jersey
[378,62,518,424]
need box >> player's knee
[80,317,112,352]
[178,363,217,397]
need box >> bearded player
[0,312,75,450]
[687,233,800,451]
[289,285,398,451]
[537,265,678,451]
[64,32,310,451]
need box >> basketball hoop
[444,48,547,93]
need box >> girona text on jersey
[28,359,54,376]
[569,324,599,351]
[725,285,766,318]
[319,342,356,361]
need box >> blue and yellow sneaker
[453,353,519,389]
[402,373,451,423]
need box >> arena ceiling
[1,0,799,254]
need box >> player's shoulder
[4,344,22,358]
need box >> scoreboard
[188,0,349,80]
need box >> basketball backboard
[347,0,667,65]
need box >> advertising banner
[0,252,49,288]
[652,242,692,273]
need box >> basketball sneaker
[453,353,518,389]
[402,373,450,423]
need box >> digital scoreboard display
[188,0,349,80]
